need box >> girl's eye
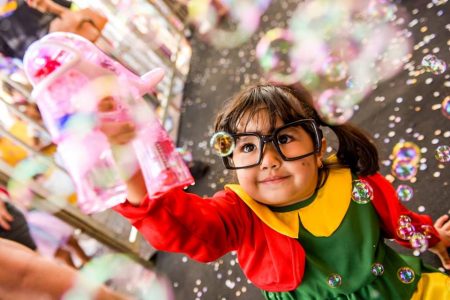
[241,143,256,153]
[277,134,292,144]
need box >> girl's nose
[260,143,281,170]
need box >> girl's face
[235,111,325,207]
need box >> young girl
[101,83,450,299]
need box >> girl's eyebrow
[235,129,265,135]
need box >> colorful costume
[114,168,448,299]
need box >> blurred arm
[0,238,128,299]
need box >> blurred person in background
[0,0,107,59]
[0,237,129,299]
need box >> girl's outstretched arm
[429,215,450,269]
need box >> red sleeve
[364,173,441,248]
[112,188,245,262]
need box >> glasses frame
[222,119,323,170]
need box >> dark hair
[214,83,379,177]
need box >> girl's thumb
[439,251,450,270]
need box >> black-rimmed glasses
[222,119,322,170]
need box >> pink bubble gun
[23,32,194,213]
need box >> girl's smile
[258,174,291,184]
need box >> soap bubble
[435,145,450,163]
[397,223,415,240]
[371,263,384,277]
[421,54,447,75]
[210,131,235,157]
[392,142,421,165]
[321,57,349,82]
[398,215,412,226]
[396,185,414,202]
[397,267,415,284]
[327,274,342,288]
[409,232,429,253]
[420,225,434,239]
[315,89,355,125]
[391,160,417,181]
[256,28,299,84]
[441,96,450,119]
[351,179,373,204]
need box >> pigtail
[328,123,379,176]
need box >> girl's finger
[0,203,13,222]
[434,214,449,229]
[442,219,450,232]
[97,96,117,112]
[438,251,450,270]
[99,121,135,138]
[1,211,13,222]
[112,131,136,145]
[0,217,11,231]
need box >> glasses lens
[227,134,261,168]
[276,121,317,159]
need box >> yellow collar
[225,168,352,238]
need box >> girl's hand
[26,0,65,15]
[26,0,48,12]
[0,201,13,230]
[429,214,450,269]
[97,97,137,145]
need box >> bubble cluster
[278,0,412,122]
[351,179,374,204]
[396,215,431,254]
[391,142,421,181]
[396,184,414,202]
[210,131,235,157]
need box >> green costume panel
[264,181,428,300]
